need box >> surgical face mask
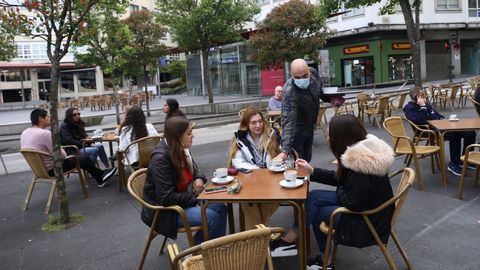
[294,78,310,89]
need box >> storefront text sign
[343,45,369,55]
[392,43,411,50]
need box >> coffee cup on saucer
[214,168,228,180]
[283,170,297,185]
[449,114,458,121]
[271,158,284,168]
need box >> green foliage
[161,60,186,80]
[0,6,30,61]
[249,0,333,68]
[157,0,260,52]
[41,214,86,232]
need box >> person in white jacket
[118,106,158,167]
[227,107,281,229]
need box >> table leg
[117,151,125,192]
[227,203,236,234]
[439,132,447,187]
[289,200,306,270]
[108,141,115,167]
[201,201,210,241]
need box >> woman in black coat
[141,116,226,243]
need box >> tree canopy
[249,0,332,69]
[157,0,260,103]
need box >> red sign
[343,45,369,55]
[261,68,284,96]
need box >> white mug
[94,129,103,137]
[213,168,228,179]
[449,114,457,120]
[284,170,297,184]
[271,158,284,168]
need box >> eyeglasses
[73,113,81,116]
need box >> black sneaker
[307,255,335,270]
[270,238,297,257]
[447,162,462,176]
[98,167,117,187]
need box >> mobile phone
[204,186,228,194]
[239,168,252,174]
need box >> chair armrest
[62,145,81,155]
[464,144,480,155]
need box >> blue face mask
[294,78,310,89]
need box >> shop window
[1,88,32,103]
[468,0,480,16]
[78,70,97,92]
[37,69,51,80]
[0,69,30,82]
[436,0,460,10]
[60,73,74,93]
[388,55,414,81]
[342,57,374,87]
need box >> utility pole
[448,32,454,83]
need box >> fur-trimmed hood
[340,134,394,176]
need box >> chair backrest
[177,227,284,270]
[238,108,247,118]
[377,96,390,113]
[20,148,52,179]
[383,117,411,152]
[127,168,148,206]
[124,135,162,170]
[396,92,408,109]
[390,167,415,226]
[450,85,460,98]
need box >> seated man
[404,87,476,176]
[268,86,283,111]
[20,109,117,187]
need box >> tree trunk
[399,0,422,87]
[201,49,214,104]
[111,72,120,125]
[143,65,151,116]
[49,59,70,224]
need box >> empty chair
[458,144,480,199]
[319,168,415,270]
[364,96,390,127]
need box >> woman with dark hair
[141,116,226,244]
[163,98,186,120]
[227,107,281,229]
[60,107,111,168]
[118,106,158,166]
[271,115,395,270]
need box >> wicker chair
[436,84,461,111]
[319,168,415,270]
[20,148,88,214]
[383,116,444,191]
[127,168,202,270]
[364,96,390,127]
[458,144,480,199]
[121,135,162,173]
[388,92,409,116]
[168,226,284,270]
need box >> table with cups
[428,118,480,187]
[198,163,309,270]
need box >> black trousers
[48,155,104,184]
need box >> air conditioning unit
[382,16,390,24]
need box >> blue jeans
[292,130,314,162]
[178,203,227,244]
[81,143,109,166]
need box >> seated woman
[228,107,280,229]
[60,107,111,169]
[118,106,158,167]
[141,116,227,244]
[163,98,186,120]
[271,115,395,270]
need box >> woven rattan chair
[168,226,284,270]
[364,96,390,127]
[388,92,409,116]
[319,168,415,270]
[127,168,201,270]
[20,148,88,214]
[437,84,461,111]
[383,116,444,190]
[469,96,480,117]
[458,144,480,199]
[122,135,162,173]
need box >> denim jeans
[81,143,109,166]
[177,203,227,244]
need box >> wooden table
[198,168,309,270]
[428,118,480,187]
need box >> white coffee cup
[449,114,457,120]
[94,129,103,137]
[271,158,284,168]
[214,168,228,179]
[284,170,297,184]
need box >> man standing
[20,109,117,187]
[404,87,476,176]
[275,59,329,162]
[268,86,283,111]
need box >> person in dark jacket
[274,59,329,163]
[163,98,186,120]
[141,116,226,244]
[404,86,476,176]
[271,115,395,270]
[60,107,111,169]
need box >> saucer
[268,164,286,172]
[91,135,103,139]
[212,175,234,184]
[449,118,459,122]
[279,179,304,189]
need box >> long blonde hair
[227,107,280,166]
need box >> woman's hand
[295,159,314,174]
[192,178,205,196]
